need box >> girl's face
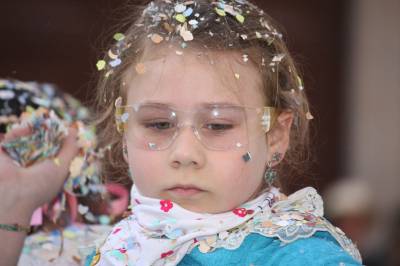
[123,50,272,213]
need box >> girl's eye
[205,123,234,131]
[145,122,174,130]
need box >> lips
[167,185,204,197]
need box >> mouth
[167,185,205,197]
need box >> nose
[168,125,206,169]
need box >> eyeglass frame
[114,97,279,150]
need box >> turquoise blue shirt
[179,232,362,266]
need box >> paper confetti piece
[150,33,164,44]
[108,50,119,60]
[175,14,186,23]
[53,157,61,166]
[272,54,285,62]
[96,60,106,71]
[163,22,174,33]
[183,7,193,17]
[297,76,304,90]
[215,8,226,16]
[198,241,211,253]
[70,157,84,177]
[113,33,125,41]
[188,19,198,26]
[235,14,245,24]
[78,204,89,215]
[180,26,194,41]
[234,73,240,79]
[109,58,122,68]
[135,63,146,74]
[306,111,314,120]
[174,3,187,13]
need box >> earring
[123,145,128,157]
[128,168,133,179]
[264,153,282,186]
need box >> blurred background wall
[0,0,399,265]
[343,0,400,264]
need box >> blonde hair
[94,0,312,191]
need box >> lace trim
[192,187,362,263]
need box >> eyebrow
[139,101,241,108]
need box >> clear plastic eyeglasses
[115,97,278,151]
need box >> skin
[123,49,293,214]
[0,126,79,266]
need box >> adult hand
[0,126,79,266]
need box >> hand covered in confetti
[0,126,79,216]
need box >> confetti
[272,54,285,62]
[135,63,146,74]
[108,50,119,60]
[215,8,226,16]
[297,76,304,90]
[96,60,106,71]
[163,22,174,33]
[234,73,240,79]
[0,79,111,227]
[109,58,122,68]
[78,204,89,215]
[306,111,314,120]
[188,19,198,26]
[235,14,245,24]
[174,3,187,13]
[53,157,61,166]
[183,7,193,17]
[174,14,185,23]
[113,33,125,41]
[150,33,164,44]
[70,157,84,177]
[179,26,194,42]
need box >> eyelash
[143,122,234,131]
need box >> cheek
[210,150,264,189]
[126,148,165,192]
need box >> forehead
[123,49,265,108]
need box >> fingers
[30,126,80,179]
[23,127,80,206]
[2,126,32,142]
[0,126,32,159]
[57,127,80,170]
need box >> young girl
[88,0,363,265]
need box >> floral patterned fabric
[87,186,362,266]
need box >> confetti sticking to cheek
[135,63,146,75]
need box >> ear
[266,110,293,163]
